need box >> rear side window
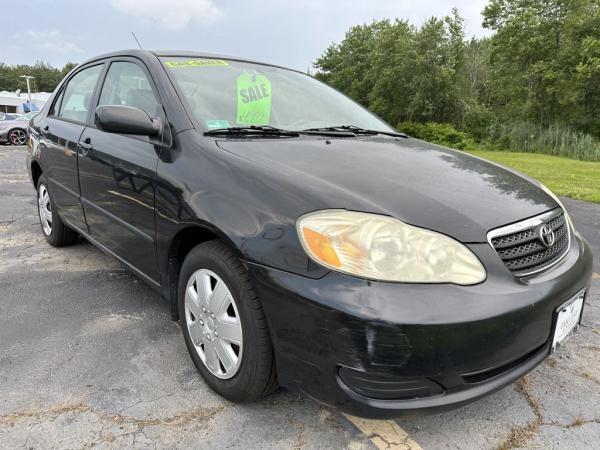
[98,61,159,117]
[58,65,103,123]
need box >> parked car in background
[0,111,38,145]
[0,113,19,121]
[26,50,592,418]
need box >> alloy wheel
[38,184,53,236]
[9,129,26,145]
[184,269,243,379]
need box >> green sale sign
[236,72,272,125]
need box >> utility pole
[19,75,35,111]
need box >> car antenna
[131,32,143,49]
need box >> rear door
[78,58,163,283]
[40,63,104,232]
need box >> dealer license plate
[552,289,585,352]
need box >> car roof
[78,49,297,73]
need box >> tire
[178,240,277,402]
[8,128,27,146]
[37,175,79,247]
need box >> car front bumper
[0,128,10,142]
[247,234,593,418]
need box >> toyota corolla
[26,50,593,418]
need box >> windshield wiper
[204,124,407,138]
[204,125,300,137]
[302,125,407,138]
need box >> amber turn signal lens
[301,227,341,268]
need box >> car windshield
[161,57,394,133]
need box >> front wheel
[178,240,277,402]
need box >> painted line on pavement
[344,414,423,450]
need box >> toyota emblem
[539,225,556,247]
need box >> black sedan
[26,50,592,418]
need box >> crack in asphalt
[0,402,91,427]
[495,375,546,449]
[496,373,600,449]
[1,399,227,448]
[556,417,600,428]
[291,419,306,449]
[344,414,422,450]
[365,431,415,449]
[0,400,225,429]
[0,215,26,225]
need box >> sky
[3,0,492,71]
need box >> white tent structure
[0,91,52,114]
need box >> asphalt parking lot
[1,145,599,449]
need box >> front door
[40,63,104,232]
[78,59,163,283]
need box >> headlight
[297,210,486,285]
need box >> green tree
[482,0,600,133]
[315,20,390,108]
[366,19,416,124]
[313,0,600,143]
[315,10,473,127]
[0,61,78,93]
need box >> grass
[466,150,600,203]
[399,121,600,161]
[486,122,600,161]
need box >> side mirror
[95,105,161,137]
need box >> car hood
[0,119,26,128]
[216,136,556,242]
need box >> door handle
[78,138,93,156]
[40,125,49,137]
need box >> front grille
[488,209,570,276]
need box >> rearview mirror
[95,105,161,137]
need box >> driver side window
[57,64,103,123]
[98,61,159,117]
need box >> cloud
[111,0,222,31]
[13,29,84,54]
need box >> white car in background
[0,111,38,145]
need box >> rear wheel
[178,240,277,402]
[8,128,27,145]
[37,175,79,247]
